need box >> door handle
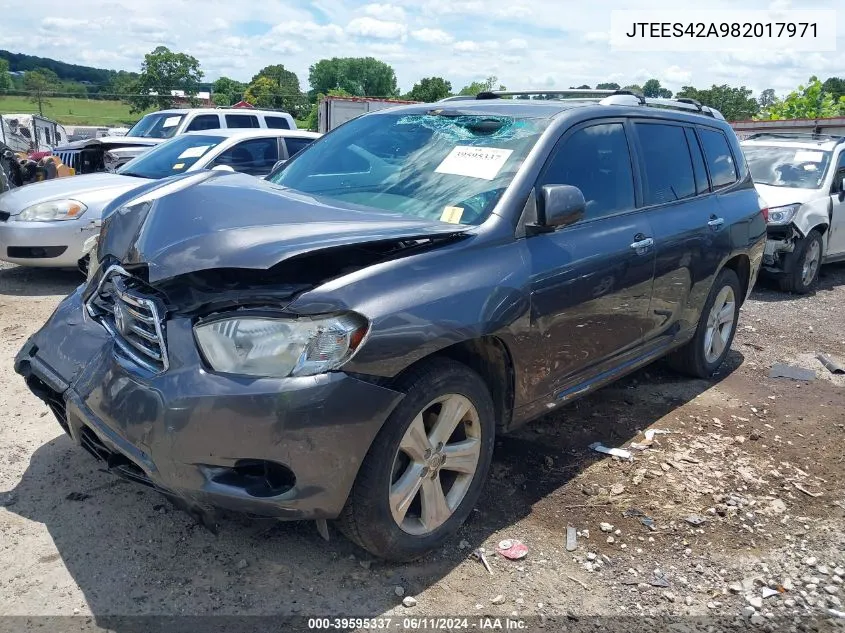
[708,217,725,228]
[630,237,654,250]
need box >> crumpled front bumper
[15,287,404,521]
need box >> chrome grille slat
[85,265,169,372]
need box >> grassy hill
[0,96,148,126]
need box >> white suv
[742,134,845,293]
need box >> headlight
[194,313,369,378]
[18,199,87,221]
[767,203,800,226]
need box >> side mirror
[211,164,235,173]
[539,184,586,229]
[272,159,288,172]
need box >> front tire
[337,358,496,561]
[670,268,741,379]
[779,229,822,294]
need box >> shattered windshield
[126,112,186,139]
[743,145,832,189]
[268,112,549,225]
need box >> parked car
[741,133,845,293]
[16,91,765,561]
[53,107,299,174]
[0,128,320,270]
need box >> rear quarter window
[265,116,291,130]
[225,115,260,129]
[698,128,738,189]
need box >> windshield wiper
[120,171,151,179]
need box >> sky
[1,0,843,98]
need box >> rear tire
[669,268,741,379]
[779,229,822,295]
[336,358,495,562]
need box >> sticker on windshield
[440,206,464,224]
[435,146,514,180]
[172,162,185,170]
[177,145,211,159]
[162,116,181,128]
[794,150,823,162]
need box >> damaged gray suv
[16,91,766,561]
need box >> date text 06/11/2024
[307,617,527,630]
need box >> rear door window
[698,128,738,189]
[283,136,314,157]
[212,137,279,176]
[265,116,291,129]
[185,114,221,131]
[539,122,635,222]
[635,122,696,205]
[225,115,260,129]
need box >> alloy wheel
[703,285,736,364]
[389,394,481,535]
[801,239,821,288]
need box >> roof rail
[744,132,845,143]
[477,89,725,120]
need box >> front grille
[55,150,80,172]
[78,426,154,488]
[86,265,169,372]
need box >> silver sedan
[0,128,319,269]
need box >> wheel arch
[721,253,752,304]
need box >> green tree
[622,84,643,94]
[0,58,12,95]
[575,84,591,89]
[244,64,306,116]
[676,84,759,120]
[23,68,59,115]
[212,76,246,107]
[308,57,398,100]
[458,76,505,96]
[643,78,672,98]
[757,76,845,120]
[129,46,204,113]
[822,77,845,102]
[407,77,452,102]
[108,70,138,100]
[758,88,777,109]
[596,82,620,90]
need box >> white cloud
[210,18,228,31]
[505,38,528,50]
[346,16,407,39]
[362,3,406,22]
[583,31,610,43]
[664,65,691,84]
[267,21,343,42]
[453,40,482,52]
[411,28,453,44]
[41,17,93,30]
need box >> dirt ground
[1,260,844,632]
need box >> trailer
[0,114,67,153]
[317,96,418,133]
[731,117,845,140]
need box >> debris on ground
[599,522,614,533]
[491,595,506,605]
[761,587,780,599]
[65,492,90,501]
[402,596,417,608]
[566,575,588,590]
[394,586,405,597]
[684,515,706,526]
[794,482,823,498]
[565,526,577,552]
[769,363,816,381]
[589,442,633,460]
[630,429,670,450]
[817,353,845,374]
[623,508,656,529]
[473,548,493,574]
[236,559,248,570]
[0,491,17,507]
[496,539,528,560]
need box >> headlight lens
[18,199,87,221]
[194,313,369,378]
[767,203,800,226]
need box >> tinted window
[685,128,710,194]
[635,123,696,205]
[698,128,737,188]
[284,137,313,157]
[185,114,221,132]
[265,116,290,130]
[540,123,635,220]
[225,115,260,129]
[213,138,279,176]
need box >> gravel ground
[1,261,844,632]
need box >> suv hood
[0,173,146,215]
[56,136,164,151]
[754,183,820,208]
[99,172,471,283]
